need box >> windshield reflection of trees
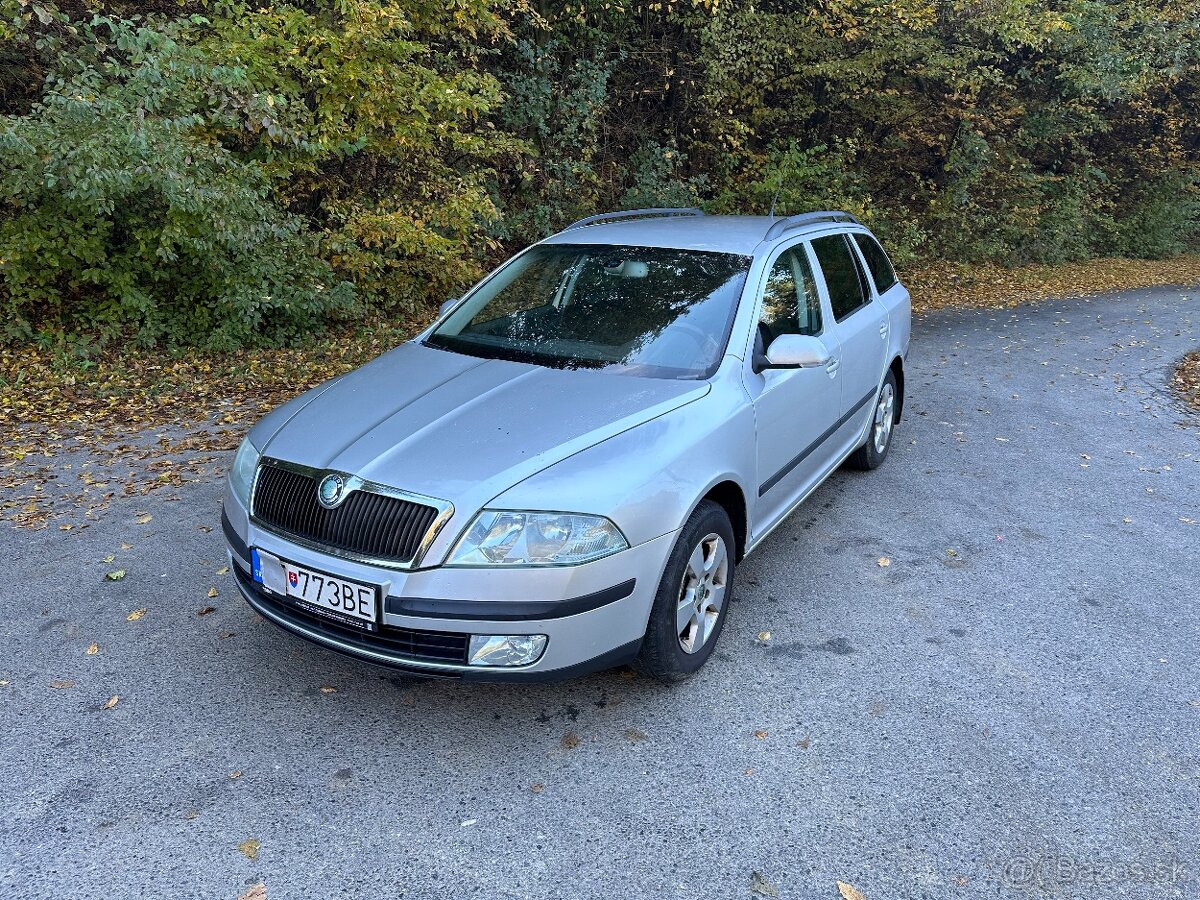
[462,246,748,374]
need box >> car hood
[258,341,709,516]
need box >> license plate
[252,549,378,631]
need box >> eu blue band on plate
[251,548,263,583]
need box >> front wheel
[634,500,736,682]
[847,370,897,471]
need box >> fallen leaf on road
[207,586,219,598]
[105,570,126,581]
[86,643,100,655]
[0,680,9,687]
[229,770,242,779]
[102,695,119,710]
[126,608,146,621]
[103,554,115,563]
[197,606,216,617]
[218,631,236,639]
[753,730,768,739]
[878,557,891,567]
[237,838,260,860]
[530,783,544,794]
[798,737,810,749]
[216,566,229,576]
[136,513,153,525]
[837,881,866,900]
[461,818,477,826]
[561,731,580,750]
[120,542,133,550]
[756,631,772,642]
[319,686,337,694]
[238,884,267,900]
[625,728,647,742]
[49,679,75,689]
[750,871,780,898]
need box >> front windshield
[426,244,751,379]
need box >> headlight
[229,436,261,507]
[447,510,629,567]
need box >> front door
[745,243,843,535]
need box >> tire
[634,500,736,682]
[847,370,897,471]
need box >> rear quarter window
[853,233,898,293]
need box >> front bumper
[222,496,674,682]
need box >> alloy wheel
[676,533,729,654]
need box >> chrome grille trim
[249,457,454,570]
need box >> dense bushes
[1,0,1197,348]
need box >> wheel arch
[697,479,749,562]
[889,355,905,423]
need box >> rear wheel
[847,370,897,471]
[634,500,736,682]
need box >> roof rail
[561,207,706,232]
[763,210,859,242]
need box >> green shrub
[0,12,352,348]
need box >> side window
[853,233,898,293]
[759,247,822,345]
[812,234,868,322]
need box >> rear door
[810,233,887,442]
[745,242,843,532]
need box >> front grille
[252,461,441,564]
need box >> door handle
[879,322,889,340]
[825,357,840,376]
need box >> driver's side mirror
[755,334,831,372]
[438,297,460,317]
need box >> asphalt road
[2,286,1198,900]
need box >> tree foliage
[0,0,1196,347]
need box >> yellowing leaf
[750,872,780,898]
[105,569,126,581]
[126,608,146,621]
[837,881,866,900]
[49,679,75,689]
[319,686,337,694]
[753,729,768,739]
[136,513,153,525]
[237,838,261,860]
[877,557,891,567]
[86,642,100,655]
[216,566,229,576]
[207,586,218,598]
[102,694,119,710]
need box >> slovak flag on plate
[288,571,299,587]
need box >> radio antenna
[768,187,781,220]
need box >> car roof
[539,214,865,256]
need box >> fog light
[468,634,548,667]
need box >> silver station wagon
[223,208,911,682]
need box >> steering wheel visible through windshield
[425,244,751,379]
